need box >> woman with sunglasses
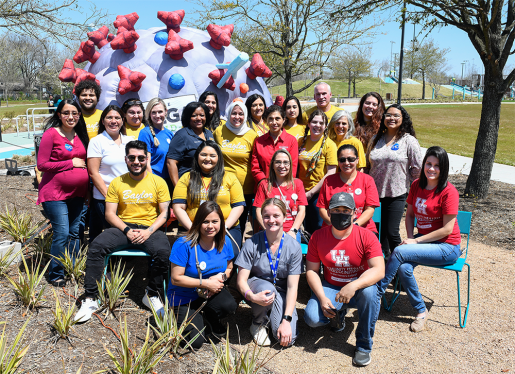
[365,104,422,258]
[37,100,89,287]
[121,98,146,139]
[318,144,379,235]
[173,141,245,254]
[253,149,307,242]
[378,146,461,332]
[354,92,386,151]
[87,105,132,242]
[328,110,366,170]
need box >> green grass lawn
[0,103,49,118]
[406,103,515,166]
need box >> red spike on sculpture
[73,71,99,94]
[58,59,76,83]
[274,95,285,107]
[245,53,272,79]
[111,28,140,54]
[113,12,139,31]
[208,69,235,91]
[157,10,185,33]
[207,24,234,50]
[107,33,115,42]
[87,26,109,48]
[165,30,193,60]
[73,40,100,64]
[117,65,146,95]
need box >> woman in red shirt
[378,146,462,332]
[254,149,307,242]
[37,100,90,287]
[317,144,379,234]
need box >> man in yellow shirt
[75,140,171,323]
[302,82,340,124]
[75,80,103,140]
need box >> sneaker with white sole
[249,323,271,346]
[353,350,371,366]
[74,298,99,323]
[142,293,164,317]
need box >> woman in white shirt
[87,105,133,242]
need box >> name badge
[65,144,73,152]
[199,261,207,270]
[355,188,362,195]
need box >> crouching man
[303,192,384,367]
[75,140,171,322]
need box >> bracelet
[244,289,251,300]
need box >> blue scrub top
[138,126,174,179]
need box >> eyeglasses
[61,111,80,118]
[127,155,147,162]
[338,157,357,163]
[385,114,402,119]
[274,161,290,166]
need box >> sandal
[410,311,429,332]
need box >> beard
[129,162,147,176]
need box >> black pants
[175,288,237,349]
[84,222,171,298]
[379,193,408,258]
[240,194,254,237]
[89,198,111,244]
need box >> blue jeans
[42,197,84,281]
[378,242,461,313]
[304,280,381,352]
[89,198,111,243]
[304,193,322,235]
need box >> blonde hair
[145,98,167,147]
[261,197,287,218]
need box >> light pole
[397,0,407,104]
[461,60,468,86]
[390,41,395,72]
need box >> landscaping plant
[6,255,49,310]
[51,245,87,285]
[51,289,78,343]
[96,261,134,317]
[0,205,45,244]
[0,245,21,276]
[0,319,30,374]
[32,232,52,260]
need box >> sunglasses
[126,100,143,106]
[338,157,357,163]
[127,155,147,162]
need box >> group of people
[36,81,463,367]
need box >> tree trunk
[422,70,425,100]
[352,77,356,97]
[348,70,351,98]
[464,69,503,199]
[285,58,293,98]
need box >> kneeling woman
[173,140,245,253]
[235,198,302,347]
[378,146,462,332]
[168,201,237,348]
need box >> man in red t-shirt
[304,192,384,367]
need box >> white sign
[142,94,196,134]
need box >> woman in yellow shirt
[245,94,269,136]
[173,140,245,254]
[121,98,146,139]
[282,96,306,140]
[298,110,337,234]
[213,100,257,238]
[328,110,366,170]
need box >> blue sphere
[169,73,185,90]
[154,31,168,46]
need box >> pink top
[37,127,89,204]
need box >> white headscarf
[225,101,251,135]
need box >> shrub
[51,289,78,343]
[7,255,49,310]
[0,319,30,374]
[51,245,87,285]
[0,205,45,244]
[97,261,134,317]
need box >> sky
[74,0,512,80]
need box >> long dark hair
[199,91,221,131]
[187,140,225,205]
[370,104,416,151]
[181,102,211,130]
[185,201,226,253]
[98,105,126,135]
[245,93,266,124]
[44,100,89,149]
[354,92,385,148]
[282,96,303,125]
[419,146,449,194]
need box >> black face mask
[331,213,353,231]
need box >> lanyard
[263,232,285,285]
[201,177,211,194]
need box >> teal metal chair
[382,210,472,328]
[103,246,150,277]
[372,204,381,242]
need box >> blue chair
[103,246,150,277]
[382,211,472,328]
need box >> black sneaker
[353,350,371,367]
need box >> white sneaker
[142,293,164,317]
[74,298,99,323]
[250,323,271,346]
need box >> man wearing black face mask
[304,192,384,367]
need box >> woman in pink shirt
[37,100,90,287]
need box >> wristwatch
[290,228,298,234]
[123,226,131,235]
[282,314,292,322]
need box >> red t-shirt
[306,225,383,287]
[407,179,461,245]
[317,172,380,232]
[253,179,308,232]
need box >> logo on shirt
[64,144,73,152]
[330,249,350,267]
[86,122,99,131]
[221,139,247,152]
[122,189,154,203]
[415,197,427,215]
[391,143,400,151]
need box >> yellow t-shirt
[125,124,146,140]
[336,136,366,169]
[106,172,171,227]
[84,109,103,140]
[250,120,269,137]
[302,105,340,125]
[173,172,245,224]
[213,125,258,194]
[284,123,307,141]
[298,137,337,191]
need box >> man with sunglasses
[304,192,384,367]
[75,140,171,323]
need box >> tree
[330,46,374,97]
[194,0,376,97]
[346,0,515,198]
